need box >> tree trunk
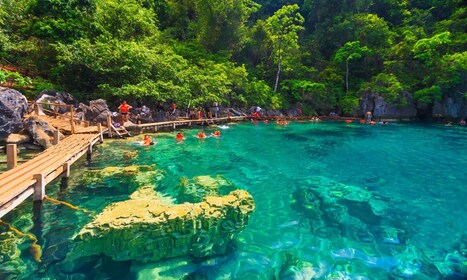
[274,62,282,92]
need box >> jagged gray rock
[23,116,64,149]
[0,87,28,139]
[360,91,417,119]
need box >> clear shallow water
[1,121,466,279]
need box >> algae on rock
[62,174,255,271]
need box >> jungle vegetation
[0,0,465,115]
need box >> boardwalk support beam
[53,129,60,145]
[6,144,17,170]
[107,114,113,138]
[33,173,45,201]
[63,162,70,178]
[97,123,104,143]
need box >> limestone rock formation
[77,99,111,124]
[177,175,236,203]
[6,133,32,144]
[132,105,154,123]
[0,87,28,139]
[62,187,255,271]
[35,90,78,115]
[432,92,467,119]
[0,231,27,279]
[22,116,64,149]
[360,91,417,119]
[79,164,164,192]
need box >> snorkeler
[197,131,207,139]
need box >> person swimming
[197,131,207,139]
[143,135,154,145]
[176,132,185,141]
[211,130,221,137]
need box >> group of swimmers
[142,130,221,145]
[344,119,388,125]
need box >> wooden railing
[31,101,92,134]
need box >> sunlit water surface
[1,121,466,279]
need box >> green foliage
[262,4,304,91]
[339,95,359,116]
[362,73,404,103]
[94,0,158,40]
[412,31,451,65]
[0,69,31,87]
[194,0,260,53]
[414,85,442,103]
[0,0,465,114]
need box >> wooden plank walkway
[35,115,102,134]
[0,133,102,218]
[133,116,247,130]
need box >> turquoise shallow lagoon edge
[1,121,466,279]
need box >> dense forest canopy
[0,0,465,115]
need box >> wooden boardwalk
[0,133,102,218]
[35,115,101,134]
[132,116,247,131]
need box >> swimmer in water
[211,130,221,137]
[176,132,185,141]
[143,135,154,145]
[197,131,207,139]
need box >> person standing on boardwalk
[118,101,132,124]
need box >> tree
[412,31,451,66]
[263,4,304,92]
[194,0,260,53]
[334,40,371,93]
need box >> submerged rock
[79,164,164,192]
[177,175,236,203]
[0,231,27,279]
[62,188,255,271]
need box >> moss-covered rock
[62,187,255,271]
[177,175,236,203]
[0,232,27,279]
[79,164,165,192]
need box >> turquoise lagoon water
[1,121,466,279]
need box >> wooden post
[53,130,60,145]
[62,162,70,178]
[6,144,17,170]
[173,123,176,130]
[33,173,45,201]
[70,106,75,134]
[87,142,92,162]
[97,123,104,143]
[84,121,89,127]
[107,114,113,138]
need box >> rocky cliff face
[0,87,28,139]
[432,92,467,119]
[360,91,466,120]
[360,91,417,119]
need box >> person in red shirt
[197,131,206,139]
[118,101,132,123]
[176,132,185,141]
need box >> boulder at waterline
[6,133,32,144]
[62,188,255,271]
[0,87,28,139]
[22,116,64,149]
